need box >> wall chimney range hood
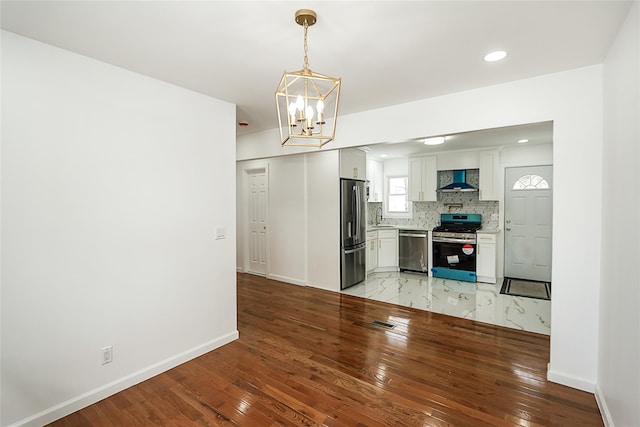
[438,170,478,192]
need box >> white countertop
[367,225,431,232]
[368,225,501,233]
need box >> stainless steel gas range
[431,213,482,282]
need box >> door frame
[241,165,269,276]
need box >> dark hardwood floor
[50,273,603,426]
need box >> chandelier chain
[303,20,310,72]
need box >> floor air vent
[371,320,396,329]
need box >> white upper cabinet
[409,156,437,201]
[479,150,499,201]
[366,159,383,202]
[340,148,366,180]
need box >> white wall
[1,32,238,426]
[306,151,340,291]
[266,155,307,284]
[236,150,340,291]
[382,158,408,176]
[598,2,640,426]
[436,150,481,171]
[238,65,604,392]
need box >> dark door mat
[500,277,551,300]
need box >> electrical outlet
[102,345,113,365]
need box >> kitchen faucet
[374,206,383,225]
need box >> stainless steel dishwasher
[399,229,429,273]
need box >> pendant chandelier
[275,9,341,148]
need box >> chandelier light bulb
[306,105,314,127]
[296,95,304,111]
[288,102,297,123]
[316,99,325,122]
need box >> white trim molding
[547,368,595,393]
[595,384,615,427]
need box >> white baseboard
[267,273,306,286]
[547,368,595,393]
[236,266,245,273]
[10,331,239,427]
[595,384,615,427]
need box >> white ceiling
[1,1,632,138]
[364,121,554,160]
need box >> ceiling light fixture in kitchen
[484,50,507,62]
[423,136,446,145]
[275,9,342,148]
[518,139,529,144]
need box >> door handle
[344,246,365,255]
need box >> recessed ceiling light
[518,139,529,144]
[380,154,388,158]
[423,136,446,145]
[484,50,507,62]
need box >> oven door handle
[433,237,476,244]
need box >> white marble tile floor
[342,271,551,335]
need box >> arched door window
[512,174,550,190]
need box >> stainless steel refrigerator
[340,178,366,289]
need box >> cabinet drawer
[366,231,377,241]
[377,229,397,239]
[477,233,497,244]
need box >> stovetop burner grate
[433,213,482,234]
[433,223,482,233]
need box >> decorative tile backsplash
[367,191,499,230]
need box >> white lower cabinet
[476,232,497,283]
[366,231,378,273]
[367,229,399,273]
[377,229,399,271]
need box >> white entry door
[504,166,553,282]
[247,169,268,275]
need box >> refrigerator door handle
[347,221,353,238]
[354,185,360,241]
[344,246,365,255]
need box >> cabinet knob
[506,227,511,231]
